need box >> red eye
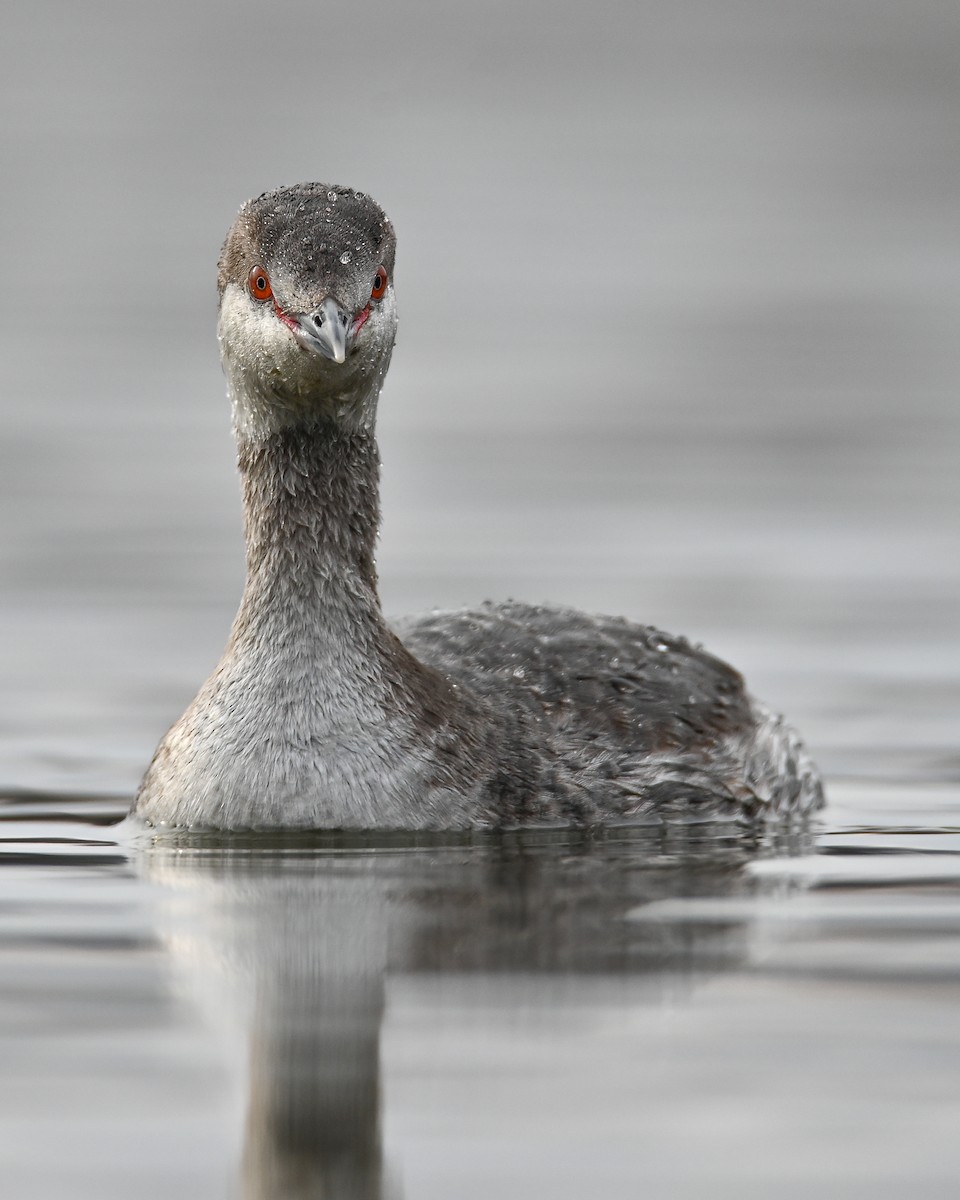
[248,265,273,301]
[371,265,388,300]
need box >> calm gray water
[2,1,959,1196]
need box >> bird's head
[217,183,398,436]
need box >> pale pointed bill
[291,296,351,364]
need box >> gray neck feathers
[227,422,433,724]
[223,420,489,807]
[237,423,382,612]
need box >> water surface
[2,789,960,1199]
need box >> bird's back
[395,601,823,823]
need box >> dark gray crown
[217,183,396,309]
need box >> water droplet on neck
[339,251,352,265]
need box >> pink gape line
[272,297,300,335]
[352,303,371,337]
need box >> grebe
[133,183,822,830]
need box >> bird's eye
[248,265,273,301]
[371,266,388,300]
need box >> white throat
[217,282,397,441]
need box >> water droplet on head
[327,190,338,202]
[339,251,352,265]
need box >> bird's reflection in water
[239,871,388,1199]
[139,826,809,1198]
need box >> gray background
[2,0,958,796]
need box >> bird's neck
[234,421,384,636]
[225,417,481,795]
